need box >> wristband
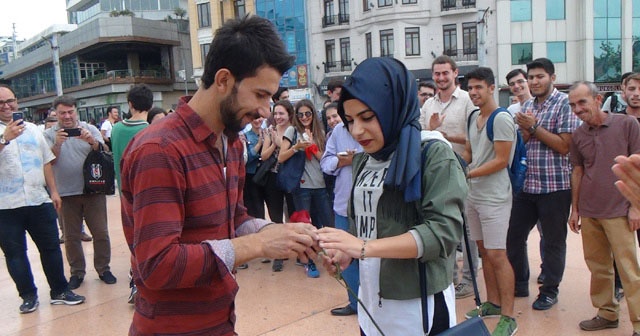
[360,240,367,260]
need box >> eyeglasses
[419,93,435,98]
[508,79,527,87]
[0,98,17,106]
[296,111,313,118]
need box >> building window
[546,0,565,20]
[363,0,371,11]
[594,0,622,81]
[405,27,420,56]
[378,0,392,7]
[402,0,417,4]
[511,0,531,22]
[325,40,337,73]
[511,43,533,65]
[443,24,457,56]
[366,32,372,58]
[340,38,352,71]
[462,0,476,6]
[201,43,211,64]
[462,22,477,55]
[633,0,640,71]
[547,42,566,63]
[234,0,246,19]
[442,0,456,11]
[324,0,336,26]
[380,29,394,57]
[197,3,210,28]
[339,0,350,23]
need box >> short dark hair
[624,73,640,86]
[200,15,295,89]
[127,84,154,112]
[621,72,634,85]
[147,107,167,124]
[432,55,457,71]
[272,87,289,102]
[0,84,16,96]
[506,68,527,83]
[107,105,119,113]
[465,67,495,86]
[327,78,344,92]
[325,102,338,111]
[417,81,436,91]
[527,58,555,76]
[52,95,77,109]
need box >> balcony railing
[322,13,350,28]
[444,49,478,62]
[82,69,171,84]
[340,60,352,72]
[324,61,338,73]
[441,0,475,11]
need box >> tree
[594,40,622,83]
[174,7,187,20]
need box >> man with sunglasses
[0,84,85,314]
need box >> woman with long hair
[261,100,296,272]
[279,99,331,278]
[317,58,467,335]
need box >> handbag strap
[420,217,480,335]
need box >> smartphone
[64,128,81,137]
[12,112,24,125]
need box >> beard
[220,87,244,133]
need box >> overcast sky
[2,1,68,40]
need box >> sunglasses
[296,111,313,118]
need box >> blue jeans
[507,190,570,298]
[0,203,68,299]
[292,188,332,229]
[335,214,359,310]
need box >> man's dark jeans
[0,203,68,299]
[507,190,571,298]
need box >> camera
[64,128,82,137]
[12,112,24,125]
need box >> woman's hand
[319,248,352,277]
[317,227,364,260]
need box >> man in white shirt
[0,84,85,314]
[100,105,119,150]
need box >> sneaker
[128,285,137,304]
[19,296,39,314]
[295,258,304,266]
[578,316,618,331]
[81,232,93,242]
[305,262,320,278]
[615,287,624,302]
[50,290,85,305]
[272,259,284,272]
[455,282,474,299]
[68,275,84,290]
[532,294,557,310]
[465,302,501,319]
[99,271,117,284]
[237,263,248,270]
[492,315,518,336]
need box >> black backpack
[83,143,115,195]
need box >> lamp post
[41,34,63,96]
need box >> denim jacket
[349,140,467,299]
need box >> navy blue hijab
[338,57,422,202]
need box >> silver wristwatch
[0,135,9,145]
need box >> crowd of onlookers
[1,15,639,336]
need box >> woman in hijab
[317,57,467,335]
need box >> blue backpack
[468,107,527,194]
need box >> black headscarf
[338,57,422,202]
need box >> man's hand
[515,112,537,130]
[50,192,62,211]
[3,120,26,142]
[54,128,69,147]
[568,210,581,233]
[613,154,640,209]
[257,222,318,261]
[429,112,446,130]
[79,128,97,146]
